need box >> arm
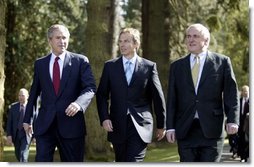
[150,63,166,140]
[166,62,177,143]
[75,57,96,112]
[23,61,41,135]
[223,57,239,134]
[65,56,96,116]
[96,63,111,126]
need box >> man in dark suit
[6,88,33,162]
[166,23,239,162]
[96,28,166,162]
[23,24,96,162]
[237,85,249,162]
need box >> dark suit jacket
[23,51,96,138]
[6,102,33,142]
[166,51,239,139]
[239,97,249,126]
[96,56,166,143]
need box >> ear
[204,38,209,46]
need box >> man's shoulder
[105,56,121,64]
[171,54,189,65]
[35,54,51,64]
[9,102,19,109]
[139,57,155,66]
[208,51,229,59]
[67,51,89,62]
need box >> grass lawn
[3,141,179,162]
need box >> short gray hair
[47,24,70,39]
[186,23,210,45]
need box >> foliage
[0,0,7,161]
[122,0,141,29]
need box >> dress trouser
[112,115,147,162]
[14,129,31,162]
[177,119,224,162]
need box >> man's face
[49,28,69,56]
[18,90,28,104]
[185,27,207,55]
[118,32,137,58]
[241,87,249,98]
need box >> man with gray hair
[166,23,239,162]
[6,88,33,162]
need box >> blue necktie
[125,61,132,85]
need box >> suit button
[196,100,199,103]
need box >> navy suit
[166,51,239,161]
[6,102,33,162]
[23,51,96,161]
[96,56,166,161]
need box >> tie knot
[194,55,200,64]
[55,57,60,62]
[126,61,131,65]
[125,61,132,70]
[20,105,24,111]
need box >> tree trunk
[84,0,119,161]
[0,0,7,161]
[142,0,170,97]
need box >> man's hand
[166,131,176,143]
[102,119,113,132]
[156,129,166,141]
[23,123,33,137]
[226,123,238,135]
[65,102,80,117]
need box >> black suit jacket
[239,97,249,130]
[166,51,239,139]
[6,102,33,142]
[96,56,166,143]
[23,51,96,138]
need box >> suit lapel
[15,103,21,122]
[199,51,215,86]
[116,56,128,85]
[182,54,194,88]
[57,52,72,97]
[129,56,142,85]
[43,54,56,96]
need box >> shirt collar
[191,51,207,61]
[122,53,137,65]
[51,51,66,62]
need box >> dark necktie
[243,98,248,114]
[18,105,24,130]
[53,57,60,95]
